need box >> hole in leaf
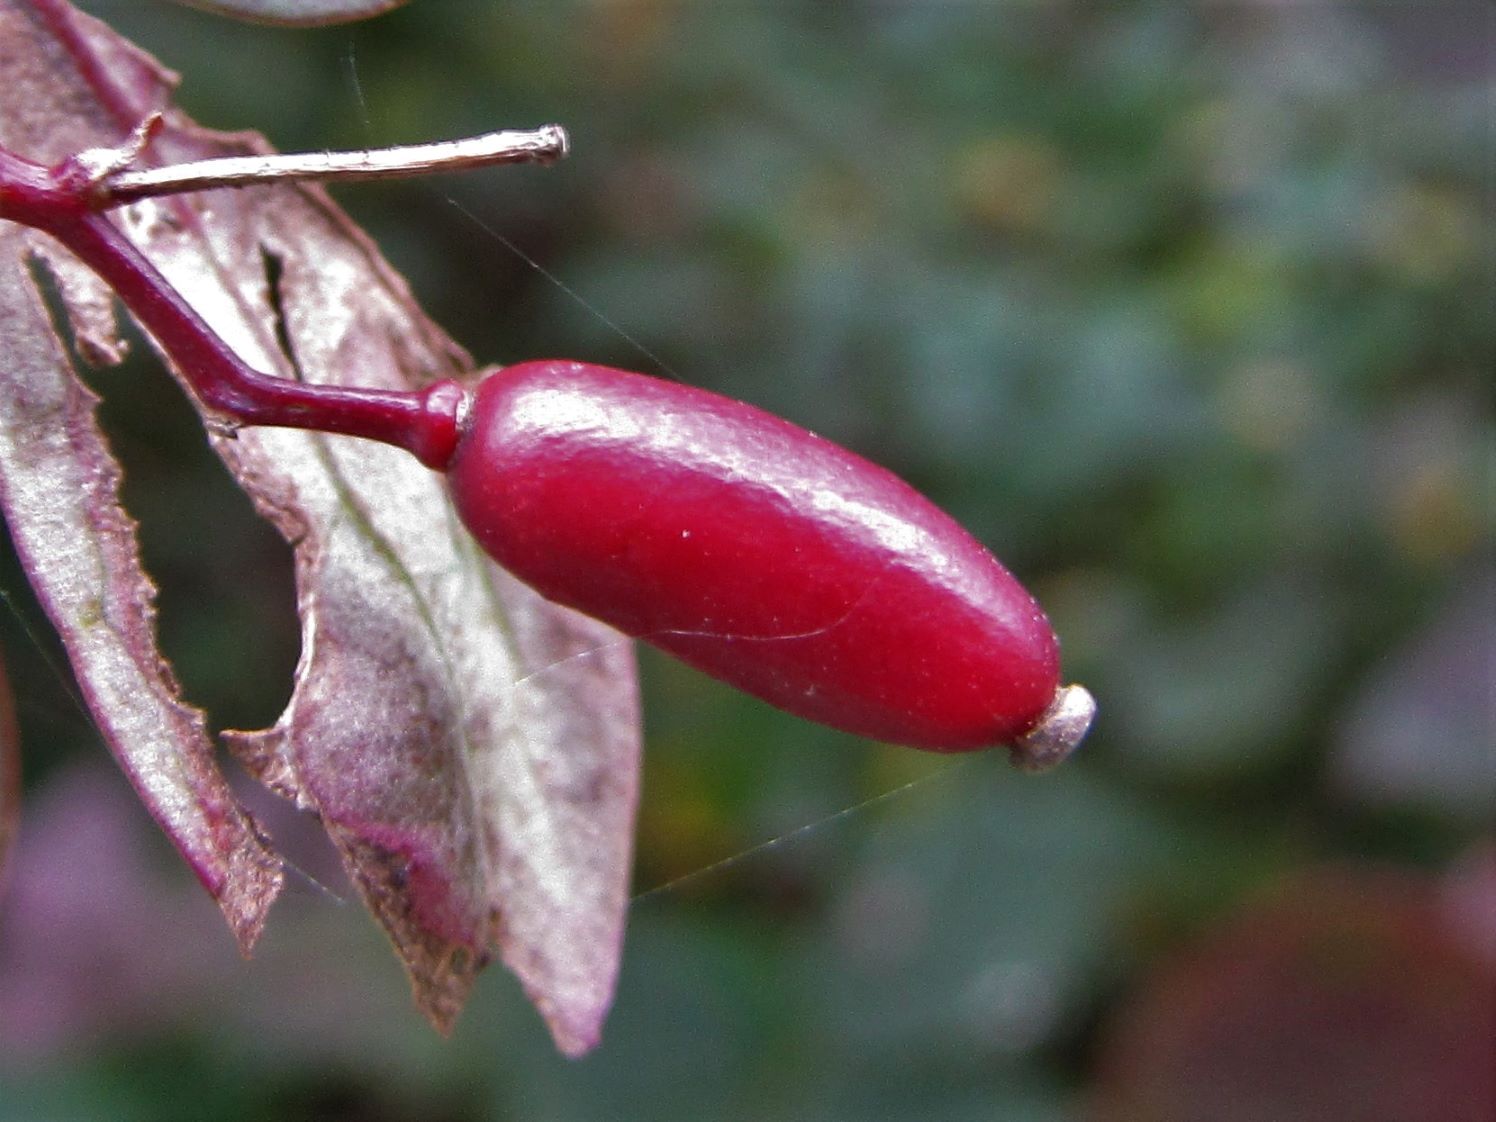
[28,256,301,739]
[260,245,303,377]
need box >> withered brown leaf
[0,0,641,1055]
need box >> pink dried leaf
[0,0,641,1052]
[0,220,284,952]
[0,2,285,940]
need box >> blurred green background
[2,2,1492,1120]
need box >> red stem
[0,147,465,470]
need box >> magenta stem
[0,147,464,470]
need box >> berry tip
[1008,684,1095,773]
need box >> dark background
[2,3,1492,1120]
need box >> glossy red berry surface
[447,361,1074,753]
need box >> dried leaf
[169,0,409,27]
[0,0,641,1052]
[0,2,285,947]
[0,220,285,952]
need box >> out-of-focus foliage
[2,2,1491,1120]
[1091,866,1494,1122]
[0,654,16,894]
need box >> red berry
[446,360,1091,759]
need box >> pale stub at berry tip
[1009,684,1097,772]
